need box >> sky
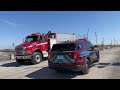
[0,11,120,49]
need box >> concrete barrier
[0,52,15,60]
[9,54,15,60]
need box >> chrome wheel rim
[35,55,41,62]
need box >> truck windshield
[25,36,38,43]
[51,43,75,51]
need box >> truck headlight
[23,47,26,50]
[26,50,32,54]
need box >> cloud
[0,19,17,26]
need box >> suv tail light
[74,53,77,59]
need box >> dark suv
[48,39,99,74]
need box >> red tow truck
[15,31,75,65]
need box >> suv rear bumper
[48,62,83,72]
[16,55,32,59]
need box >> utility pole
[95,32,98,45]
[89,39,90,42]
[114,37,115,46]
[101,41,104,50]
[103,37,104,45]
[116,40,118,47]
[87,28,89,40]
[83,34,86,39]
[110,40,112,48]
[111,40,112,45]
[103,37,104,49]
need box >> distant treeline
[98,45,120,50]
[0,45,120,52]
[0,49,14,52]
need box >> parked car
[48,39,99,74]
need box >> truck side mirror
[12,43,15,47]
[12,43,16,47]
[93,45,98,51]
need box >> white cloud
[0,19,17,26]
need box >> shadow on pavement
[112,62,120,66]
[92,62,111,68]
[26,67,83,79]
[98,63,110,65]
[93,61,120,68]
[1,59,48,67]
[1,61,33,67]
[97,65,107,68]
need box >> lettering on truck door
[37,36,48,50]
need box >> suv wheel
[81,59,90,74]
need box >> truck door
[38,35,48,51]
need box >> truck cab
[15,32,55,64]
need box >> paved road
[0,47,120,79]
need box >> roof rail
[67,40,75,42]
[78,38,87,41]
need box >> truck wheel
[16,59,25,65]
[81,59,90,74]
[31,52,42,64]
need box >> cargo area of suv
[49,42,76,64]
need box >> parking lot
[0,47,120,79]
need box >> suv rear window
[51,43,75,51]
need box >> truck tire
[31,52,42,64]
[16,59,25,65]
[81,59,90,74]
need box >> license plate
[57,55,63,59]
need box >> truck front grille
[15,47,23,51]
[15,46,26,55]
